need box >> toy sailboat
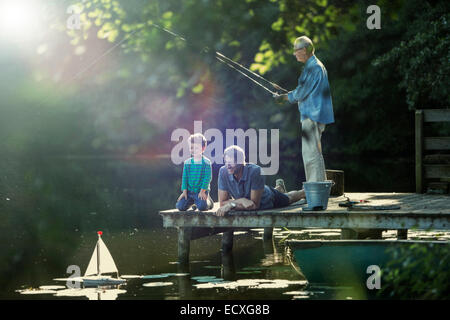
[82,231,126,287]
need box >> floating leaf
[195,278,224,283]
[121,275,143,279]
[143,282,173,287]
[39,285,65,290]
[142,274,170,279]
[191,276,217,280]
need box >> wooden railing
[415,109,450,193]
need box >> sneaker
[275,179,287,193]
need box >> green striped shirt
[181,156,212,193]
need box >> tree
[373,0,450,110]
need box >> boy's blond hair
[189,133,207,148]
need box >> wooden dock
[159,192,450,264]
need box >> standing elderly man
[275,36,334,182]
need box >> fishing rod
[215,51,289,94]
[215,55,281,95]
[148,22,288,96]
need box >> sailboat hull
[82,276,126,287]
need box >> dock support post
[221,231,234,254]
[397,229,408,240]
[415,110,424,193]
[178,227,192,265]
[341,228,382,239]
[263,227,273,241]
[341,228,358,239]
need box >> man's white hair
[224,145,245,164]
[294,36,315,55]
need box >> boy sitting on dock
[176,133,213,211]
[216,145,306,216]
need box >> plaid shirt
[181,156,212,193]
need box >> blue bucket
[303,180,334,210]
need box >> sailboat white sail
[85,235,119,276]
[82,231,126,287]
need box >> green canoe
[286,240,449,285]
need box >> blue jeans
[176,191,212,211]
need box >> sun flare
[0,0,42,41]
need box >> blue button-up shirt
[218,163,275,210]
[287,55,334,124]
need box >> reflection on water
[16,285,127,300]
[55,287,126,300]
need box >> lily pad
[195,278,224,283]
[283,291,311,295]
[39,285,66,290]
[121,275,143,279]
[17,289,57,295]
[286,280,308,285]
[191,276,218,281]
[142,282,173,287]
[142,274,170,279]
[193,282,231,289]
[253,283,289,289]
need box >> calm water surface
[11,228,450,300]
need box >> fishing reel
[273,92,288,104]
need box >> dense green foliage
[380,242,450,299]
[373,1,450,110]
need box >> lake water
[1,158,448,300]
[10,228,450,300]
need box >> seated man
[216,145,305,216]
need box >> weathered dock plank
[163,211,449,230]
[160,193,450,230]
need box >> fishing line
[148,21,288,95]
[215,51,288,93]
[215,55,280,95]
